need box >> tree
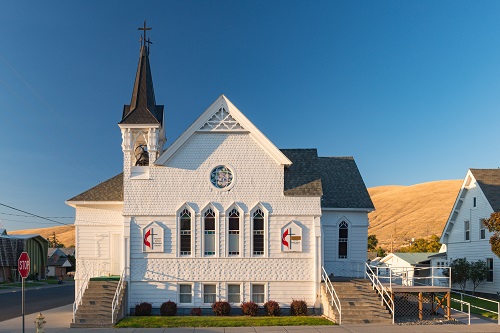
[398,235,441,253]
[368,234,378,251]
[484,212,500,258]
[48,232,64,248]
[468,260,489,294]
[376,246,386,257]
[447,258,470,292]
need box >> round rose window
[210,165,233,189]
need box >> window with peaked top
[228,209,240,256]
[338,221,348,259]
[180,209,191,256]
[204,209,216,256]
[253,209,265,256]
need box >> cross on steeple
[138,20,152,47]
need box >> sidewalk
[0,304,498,333]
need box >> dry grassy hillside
[368,180,462,250]
[11,225,75,247]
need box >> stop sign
[18,252,30,279]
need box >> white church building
[67,35,374,315]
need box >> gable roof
[470,169,500,212]
[318,157,374,209]
[281,149,323,196]
[66,173,123,203]
[440,168,500,243]
[155,95,292,166]
[382,252,438,266]
[120,45,163,125]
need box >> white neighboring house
[66,39,374,314]
[440,169,500,295]
[377,252,441,286]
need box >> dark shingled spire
[120,44,163,125]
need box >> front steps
[322,278,393,324]
[71,280,126,328]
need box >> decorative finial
[138,20,152,48]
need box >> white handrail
[321,266,342,324]
[454,290,500,325]
[73,270,90,323]
[111,268,126,324]
[365,263,395,324]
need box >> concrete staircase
[71,280,126,328]
[322,278,393,324]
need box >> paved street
[0,282,74,321]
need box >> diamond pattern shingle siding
[68,153,373,211]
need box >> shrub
[134,302,152,316]
[160,300,177,316]
[290,299,307,316]
[190,307,202,316]
[241,301,259,316]
[212,301,231,316]
[264,300,281,316]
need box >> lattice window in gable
[199,107,245,131]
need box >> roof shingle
[471,169,500,212]
[67,173,123,202]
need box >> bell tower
[119,21,165,179]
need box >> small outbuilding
[0,229,48,281]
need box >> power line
[0,212,74,219]
[0,202,70,226]
[0,218,61,225]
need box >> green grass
[5,282,44,288]
[449,292,499,320]
[115,316,334,328]
[90,276,120,281]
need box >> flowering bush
[264,300,281,316]
[290,299,307,316]
[212,301,231,316]
[241,301,259,316]
[160,300,177,316]
[134,302,152,316]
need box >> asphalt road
[0,283,74,322]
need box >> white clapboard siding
[444,174,500,294]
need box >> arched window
[253,209,265,255]
[338,221,348,259]
[204,209,216,256]
[180,208,191,256]
[228,208,240,256]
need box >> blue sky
[1,1,499,230]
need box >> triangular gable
[440,169,479,243]
[155,95,292,166]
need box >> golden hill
[11,225,75,248]
[368,180,462,251]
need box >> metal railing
[372,266,451,289]
[365,263,395,324]
[73,270,90,322]
[321,266,342,324]
[111,268,126,324]
[453,290,500,325]
[326,260,366,278]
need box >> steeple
[120,22,163,125]
[119,21,165,171]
